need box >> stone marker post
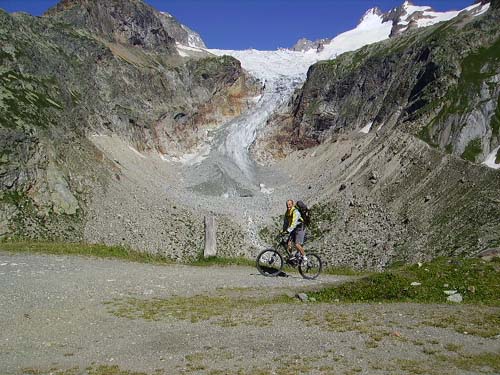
[204,215,217,258]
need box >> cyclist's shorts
[291,227,305,245]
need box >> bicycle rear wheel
[256,249,283,277]
[298,253,322,279]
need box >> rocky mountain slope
[0,0,259,250]
[270,5,499,162]
[1,0,498,269]
[254,1,500,267]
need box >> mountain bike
[256,234,322,279]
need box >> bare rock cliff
[45,0,177,52]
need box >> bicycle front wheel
[298,253,322,279]
[256,249,284,277]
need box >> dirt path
[1,251,498,375]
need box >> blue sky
[0,0,476,50]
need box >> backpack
[295,201,310,227]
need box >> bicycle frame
[275,236,291,254]
[274,236,300,265]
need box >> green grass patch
[105,294,293,323]
[304,99,320,117]
[87,366,149,375]
[461,138,482,162]
[0,240,174,265]
[418,124,433,144]
[436,352,500,373]
[444,343,462,352]
[323,312,371,333]
[395,359,440,375]
[460,38,500,94]
[308,202,337,240]
[0,69,63,129]
[0,190,24,204]
[422,310,499,338]
[308,257,500,305]
[257,216,282,244]
[20,365,152,375]
[187,255,254,267]
[435,37,500,121]
[322,266,370,276]
[449,352,500,373]
[395,351,500,375]
[418,123,440,148]
[258,226,271,241]
[0,240,258,268]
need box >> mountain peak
[358,7,383,23]
[403,0,433,12]
[44,0,177,52]
[287,0,486,53]
[290,37,331,52]
[356,7,384,31]
[361,6,383,19]
[383,1,466,37]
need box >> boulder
[296,293,309,302]
[476,248,500,261]
[447,293,463,303]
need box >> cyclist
[282,199,307,263]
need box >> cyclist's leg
[287,231,295,255]
[294,228,306,257]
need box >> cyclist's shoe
[301,256,308,265]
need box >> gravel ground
[1,251,499,375]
